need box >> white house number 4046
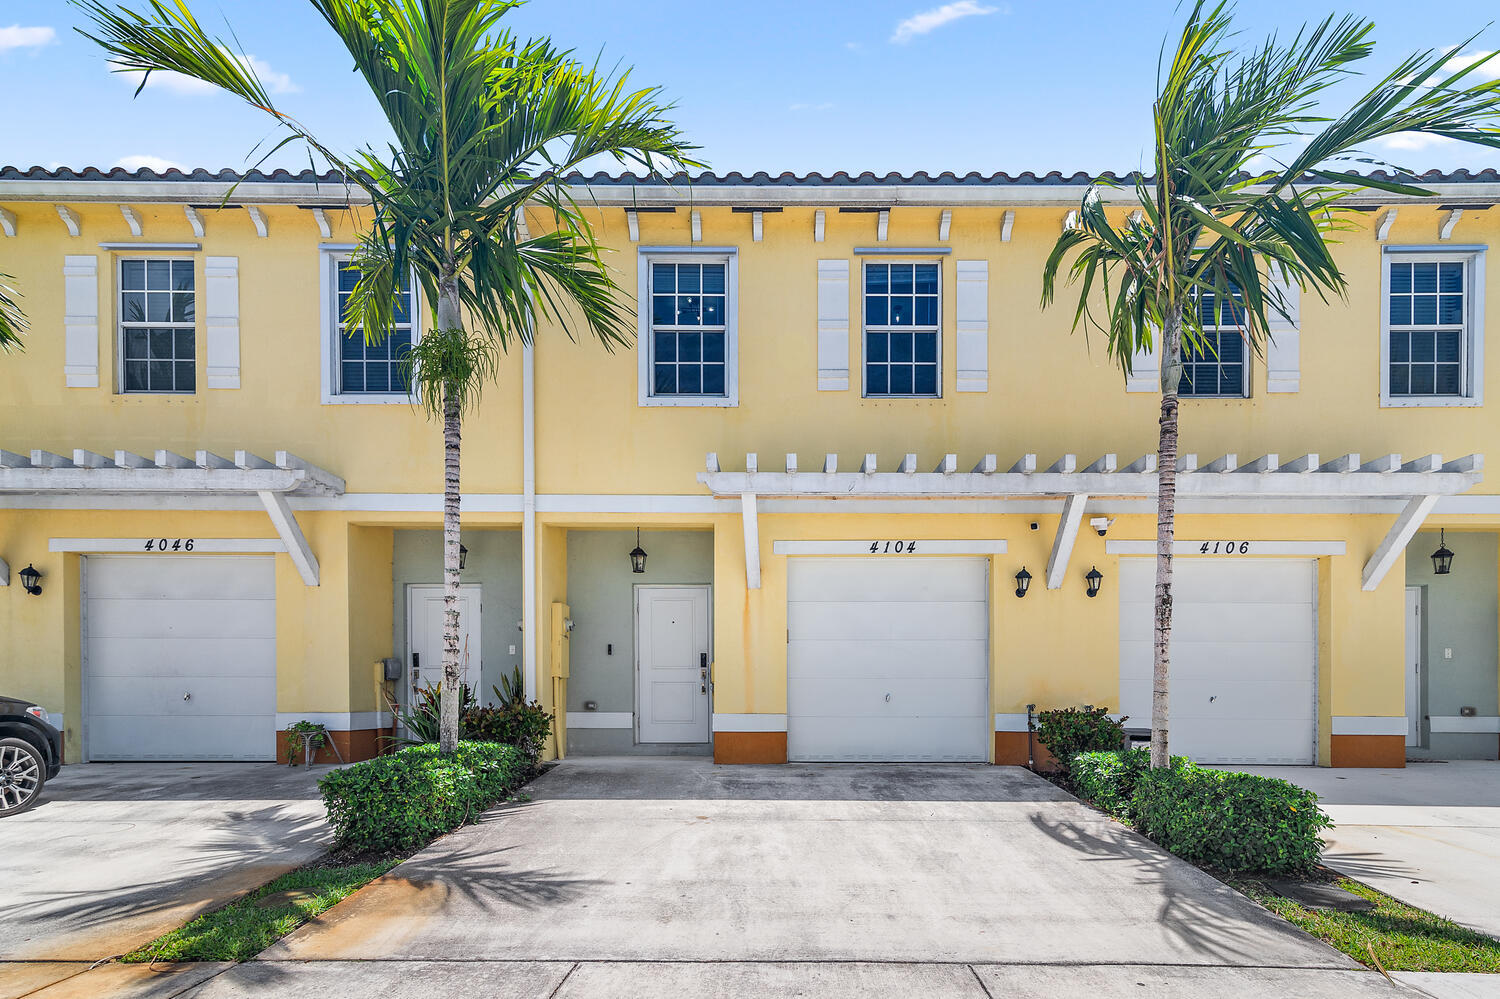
[869,541,918,553]
[143,538,196,551]
[1199,541,1251,554]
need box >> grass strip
[120,859,398,963]
[1237,876,1500,974]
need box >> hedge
[1130,765,1331,875]
[1034,707,1125,771]
[319,742,531,853]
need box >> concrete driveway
[176,757,1413,998]
[1239,762,1500,940]
[0,762,330,997]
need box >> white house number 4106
[1199,541,1251,555]
[869,541,918,553]
[144,538,196,551]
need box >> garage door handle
[885,693,891,703]
[183,692,191,701]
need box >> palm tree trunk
[437,277,463,754]
[1151,304,1185,769]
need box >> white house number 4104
[869,541,918,553]
[143,538,196,551]
[1199,541,1251,555]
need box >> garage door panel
[88,600,276,641]
[787,600,987,642]
[1120,601,1313,646]
[789,639,990,679]
[88,637,278,678]
[787,715,990,763]
[87,555,276,600]
[86,556,276,761]
[789,676,988,716]
[1121,640,1316,683]
[788,557,988,602]
[1169,718,1314,765]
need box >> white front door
[636,585,711,743]
[786,557,990,763]
[84,555,276,761]
[1119,558,1317,765]
[1406,586,1423,747]
[407,585,482,703]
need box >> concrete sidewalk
[1238,763,1500,940]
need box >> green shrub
[1071,749,1192,817]
[1034,706,1126,770]
[1130,765,1331,875]
[465,701,552,760]
[319,741,530,853]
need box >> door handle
[183,692,191,702]
[700,652,709,693]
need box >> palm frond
[0,273,27,352]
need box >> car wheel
[0,738,45,816]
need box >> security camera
[1090,517,1115,537]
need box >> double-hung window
[1179,287,1248,398]
[639,252,737,406]
[1383,251,1484,406]
[120,258,195,394]
[864,261,939,397]
[322,251,418,403]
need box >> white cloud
[891,1,999,44]
[113,155,186,173]
[790,101,835,112]
[845,41,861,51]
[1378,132,1457,152]
[0,25,56,51]
[1440,50,1500,83]
[110,51,298,96]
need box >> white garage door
[85,556,276,761]
[1119,558,1316,765]
[787,557,989,762]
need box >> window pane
[1413,296,1438,326]
[1390,365,1410,394]
[865,264,888,294]
[341,333,363,360]
[653,364,676,394]
[1198,296,1216,327]
[1439,262,1464,293]
[914,364,937,395]
[173,292,195,323]
[392,364,412,392]
[914,331,937,363]
[174,329,194,358]
[702,295,724,326]
[149,359,173,388]
[702,265,725,294]
[867,332,888,362]
[147,292,171,323]
[653,296,675,325]
[865,297,888,326]
[122,292,145,323]
[1218,333,1243,362]
[867,364,888,394]
[703,363,725,395]
[1390,331,1409,362]
[365,364,390,393]
[677,265,700,294]
[678,364,702,394]
[1411,330,1435,362]
[122,260,146,290]
[1436,364,1461,395]
[1412,263,1438,294]
[890,332,913,362]
[339,264,360,293]
[652,264,675,294]
[125,360,148,391]
[171,259,194,290]
[678,331,701,361]
[1436,330,1461,363]
[914,264,938,295]
[147,259,171,288]
[393,292,410,324]
[914,296,937,326]
[1439,295,1464,325]
[676,295,701,325]
[889,296,912,325]
[341,362,364,393]
[890,264,913,295]
[889,365,913,395]
[1411,366,1436,395]
[149,329,173,358]
[1221,364,1243,394]
[175,361,195,392]
[1389,296,1411,325]
[125,328,148,358]
[654,330,676,362]
[1389,262,1412,294]
[703,331,725,363]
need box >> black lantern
[1085,565,1104,598]
[1014,567,1032,598]
[1431,529,1455,576]
[629,528,648,574]
[19,564,42,596]
[458,544,468,570]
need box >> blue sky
[4,0,1500,176]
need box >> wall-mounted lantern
[19,564,42,596]
[458,544,468,570]
[1431,529,1455,576]
[1014,567,1032,599]
[1085,565,1104,599]
[629,528,648,574]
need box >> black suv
[0,695,62,816]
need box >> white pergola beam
[1203,453,1239,473]
[1010,454,1037,474]
[1362,454,1401,473]
[1363,495,1439,591]
[785,453,797,474]
[30,450,73,468]
[113,450,153,468]
[71,449,113,468]
[823,453,837,473]
[1083,454,1117,474]
[899,453,918,474]
[974,454,997,474]
[741,491,761,590]
[1122,454,1157,474]
[1321,453,1360,473]
[1048,455,1077,474]
[1237,454,1279,474]
[259,489,320,586]
[861,453,878,474]
[936,454,958,474]
[1280,454,1319,473]
[1047,493,1089,590]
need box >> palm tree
[1042,1,1500,768]
[78,0,697,752]
[0,273,25,352]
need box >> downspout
[521,340,538,705]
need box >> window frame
[319,247,424,405]
[1178,289,1251,400]
[116,255,199,396]
[861,257,943,399]
[1380,246,1485,408]
[636,247,739,408]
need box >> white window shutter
[817,259,850,390]
[1265,271,1301,393]
[1125,336,1159,393]
[63,255,99,388]
[205,256,241,389]
[955,259,988,392]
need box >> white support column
[1047,493,1089,590]
[741,492,761,590]
[522,341,539,703]
[1363,495,1439,591]
[258,490,319,586]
